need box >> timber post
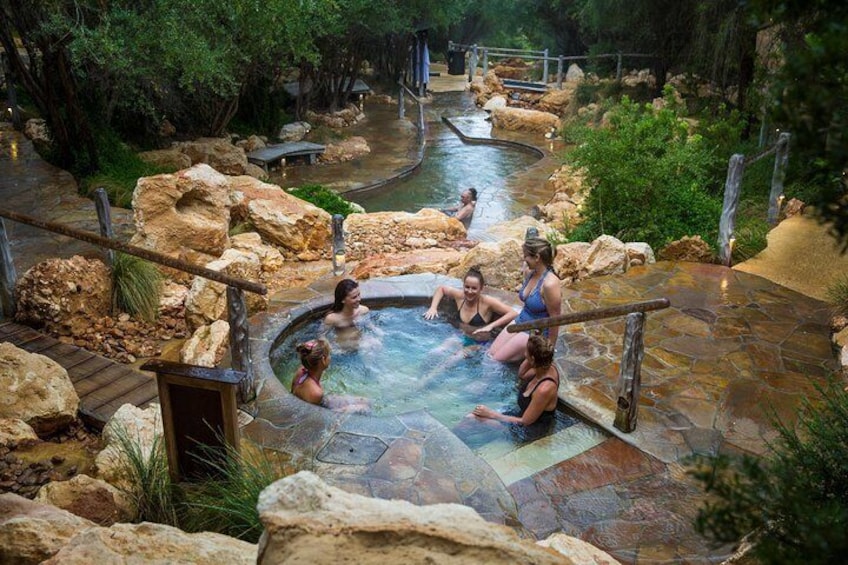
[227,286,255,406]
[613,312,646,433]
[0,219,16,317]
[718,154,745,266]
[542,49,549,83]
[557,55,564,89]
[767,132,791,225]
[93,188,115,267]
[398,85,405,119]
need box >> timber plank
[74,364,138,398]
[66,356,115,383]
[82,369,153,410]
[14,334,58,353]
[38,343,95,369]
[3,326,41,345]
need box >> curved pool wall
[244,273,528,527]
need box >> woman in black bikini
[472,334,559,426]
[423,267,517,343]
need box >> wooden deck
[247,141,326,172]
[0,321,158,429]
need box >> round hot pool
[271,305,519,428]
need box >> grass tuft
[826,276,848,316]
[111,252,163,322]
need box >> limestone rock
[42,521,256,565]
[244,163,270,181]
[95,404,163,489]
[173,137,250,175]
[581,235,628,278]
[180,320,230,367]
[278,121,311,142]
[351,249,465,280]
[449,239,524,292]
[230,232,285,276]
[553,242,591,285]
[130,164,232,260]
[35,474,135,526]
[256,471,569,565]
[0,493,96,565]
[318,136,371,164]
[565,64,585,82]
[539,166,587,226]
[24,118,51,145]
[491,107,561,134]
[658,235,715,263]
[15,256,111,336]
[0,418,39,446]
[483,95,508,112]
[483,69,505,93]
[624,242,656,267]
[228,175,332,260]
[537,86,577,116]
[0,343,79,435]
[346,209,466,260]
[485,216,552,242]
[159,281,190,312]
[184,248,264,331]
[783,197,805,218]
[137,149,191,171]
[235,134,266,153]
[538,533,620,564]
[306,105,365,129]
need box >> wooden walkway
[0,321,158,429]
[246,141,326,172]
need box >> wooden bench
[247,141,327,172]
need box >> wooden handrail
[508,298,670,333]
[0,208,266,295]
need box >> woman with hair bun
[291,336,371,413]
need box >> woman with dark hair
[324,278,370,329]
[443,188,477,226]
[488,237,562,364]
[473,334,559,426]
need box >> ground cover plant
[110,252,163,322]
[691,379,848,564]
[287,184,357,217]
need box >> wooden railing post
[557,55,564,89]
[93,188,115,267]
[542,49,549,83]
[0,218,17,318]
[468,45,478,82]
[616,53,623,81]
[482,48,488,75]
[719,154,745,266]
[767,132,791,225]
[227,286,255,405]
[613,312,646,433]
[398,85,405,119]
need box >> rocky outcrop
[15,256,111,336]
[256,471,570,565]
[318,136,371,164]
[180,320,230,367]
[35,474,134,526]
[351,249,465,280]
[486,216,552,242]
[137,149,192,171]
[130,164,232,260]
[538,533,620,565]
[0,343,79,436]
[278,121,311,142]
[173,137,250,175]
[345,209,467,260]
[0,493,95,565]
[491,107,561,133]
[229,232,285,278]
[565,64,585,82]
[234,134,266,153]
[95,404,162,489]
[449,239,525,292]
[306,105,365,129]
[538,165,587,227]
[658,235,715,263]
[0,418,39,445]
[553,236,656,285]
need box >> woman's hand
[423,307,439,320]
[473,405,498,419]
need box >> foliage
[110,425,179,526]
[692,379,848,563]
[111,252,163,322]
[565,95,721,249]
[826,276,848,316]
[181,443,300,543]
[287,184,356,218]
[730,214,769,263]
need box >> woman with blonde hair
[291,337,332,405]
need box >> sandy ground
[734,212,848,302]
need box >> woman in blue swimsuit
[488,237,562,364]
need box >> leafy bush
[565,96,722,249]
[111,252,163,322]
[692,379,848,564]
[287,184,356,217]
[730,215,769,263]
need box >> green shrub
[111,252,163,322]
[287,184,356,217]
[826,276,848,316]
[692,379,848,564]
[565,96,721,249]
[181,443,301,542]
[730,215,770,263]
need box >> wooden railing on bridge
[0,189,266,404]
[508,297,671,433]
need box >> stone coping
[245,273,525,528]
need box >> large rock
[0,493,96,565]
[553,242,591,285]
[538,533,620,564]
[137,149,192,171]
[658,235,715,263]
[184,248,265,331]
[278,121,311,142]
[491,107,561,133]
[256,471,570,565]
[229,175,332,261]
[180,320,230,367]
[581,235,628,278]
[345,209,466,260]
[95,404,162,489]
[43,522,256,565]
[173,137,250,175]
[130,164,232,260]
[538,165,587,227]
[318,136,370,164]
[350,249,465,280]
[234,134,266,153]
[624,242,655,267]
[306,105,365,129]
[35,474,135,526]
[0,343,79,436]
[537,86,577,116]
[565,64,585,82]
[449,239,524,292]
[485,216,552,242]
[229,232,285,277]
[0,418,39,446]
[15,256,111,336]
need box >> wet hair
[464,266,485,287]
[331,279,359,312]
[296,337,331,370]
[527,334,555,369]
[468,188,478,200]
[522,237,555,267]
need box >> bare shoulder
[324,311,342,326]
[357,304,370,316]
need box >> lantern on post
[332,214,346,276]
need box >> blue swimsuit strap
[520,267,552,301]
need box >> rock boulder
[173,137,250,175]
[491,107,561,134]
[345,209,466,260]
[35,474,135,526]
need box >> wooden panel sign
[141,359,244,482]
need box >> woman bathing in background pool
[488,237,561,372]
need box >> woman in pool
[472,334,559,426]
[488,237,561,365]
[442,188,477,227]
[324,278,370,329]
[423,266,517,343]
[291,336,371,413]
